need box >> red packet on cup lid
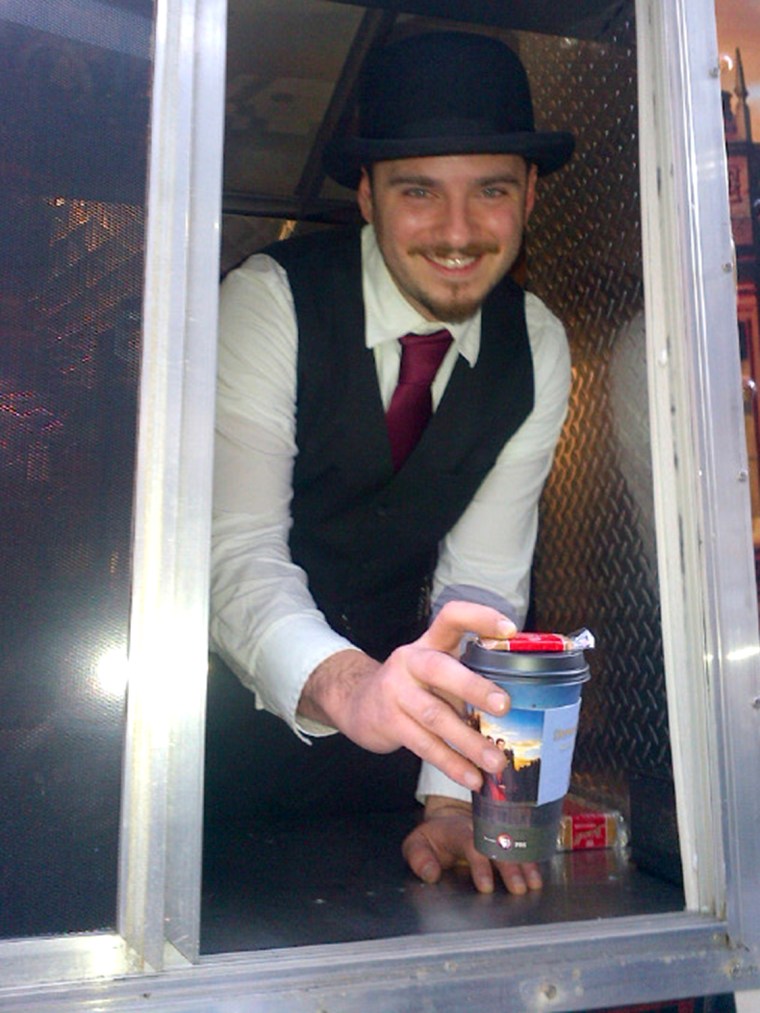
[479,628,595,652]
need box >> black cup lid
[462,639,590,681]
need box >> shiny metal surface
[0,934,139,991]
[638,0,760,950]
[0,913,749,1012]
[521,13,671,808]
[636,0,724,922]
[118,0,225,969]
[201,813,680,953]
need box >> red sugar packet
[479,628,595,652]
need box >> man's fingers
[495,861,543,896]
[388,676,507,786]
[421,600,516,654]
[403,810,540,897]
[463,847,497,894]
[387,706,485,789]
[391,645,510,720]
[387,648,511,776]
[401,827,443,884]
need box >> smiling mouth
[427,253,478,269]
[415,243,499,272]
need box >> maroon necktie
[385,329,453,470]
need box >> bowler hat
[323,31,575,188]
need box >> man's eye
[404,187,432,198]
[482,187,508,198]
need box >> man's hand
[402,796,543,896]
[297,601,515,791]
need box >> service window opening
[201,0,686,955]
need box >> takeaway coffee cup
[463,632,592,864]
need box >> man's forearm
[297,648,380,729]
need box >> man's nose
[436,195,478,249]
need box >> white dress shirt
[210,225,571,803]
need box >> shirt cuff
[415,760,473,805]
[248,614,361,741]
[430,583,522,627]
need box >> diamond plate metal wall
[518,8,670,809]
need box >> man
[210,30,574,896]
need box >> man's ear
[357,167,374,224]
[524,162,539,224]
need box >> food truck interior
[1,0,758,1008]
[204,0,686,953]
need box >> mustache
[409,243,500,258]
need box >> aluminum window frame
[117,0,226,970]
[637,0,760,944]
[0,0,226,986]
[1,0,759,1007]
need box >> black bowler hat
[323,31,575,188]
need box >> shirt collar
[361,225,481,367]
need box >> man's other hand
[402,796,543,896]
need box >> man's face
[357,153,537,323]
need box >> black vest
[266,228,534,660]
